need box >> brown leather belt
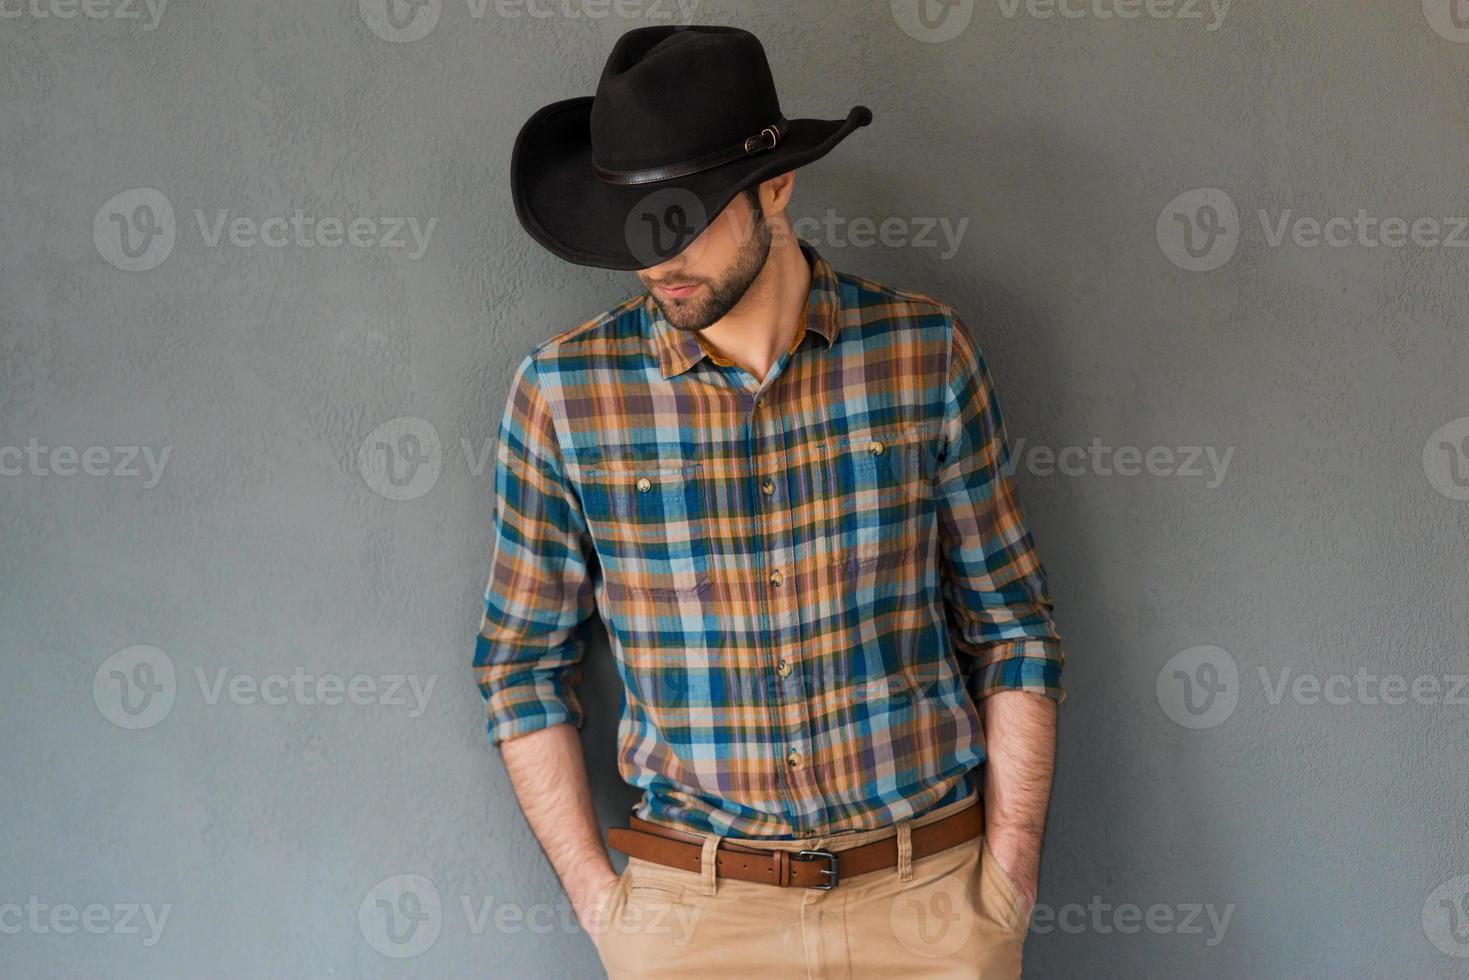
[606,799,983,890]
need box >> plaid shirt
[474,240,1063,839]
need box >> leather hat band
[593,117,790,186]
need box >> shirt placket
[741,348,819,835]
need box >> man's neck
[698,238,812,384]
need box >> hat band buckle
[743,126,780,155]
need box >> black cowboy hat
[511,25,872,270]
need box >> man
[476,25,1064,978]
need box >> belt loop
[700,834,723,896]
[897,822,914,882]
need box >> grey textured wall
[2,2,1466,977]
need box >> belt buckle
[794,848,839,890]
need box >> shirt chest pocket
[578,461,713,600]
[819,421,940,574]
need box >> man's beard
[643,204,772,332]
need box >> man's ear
[761,170,797,215]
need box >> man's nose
[640,255,687,278]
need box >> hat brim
[512,97,872,270]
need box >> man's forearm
[980,689,1058,908]
[499,723,618,932]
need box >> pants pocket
[593,866,633,972]
[600,859,704,976]
[978,837,1030,935]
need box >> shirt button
[761,478,776,496]
[769,569,784,587]
[636,477,652,492]
[868,439,885,456]
[776,659,792,677]
[786,749,801,768]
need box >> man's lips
[653,282,702,300]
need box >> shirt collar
[646,239,842,380]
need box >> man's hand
[985,832,1040,916]
[576,867,623,951]
[980,689,1058,918]
[498,724,620,948]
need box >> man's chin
[654,300,716,333]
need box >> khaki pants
[595,793,1029,979]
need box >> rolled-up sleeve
[935,315,1065,703]
[473,350,597,745]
